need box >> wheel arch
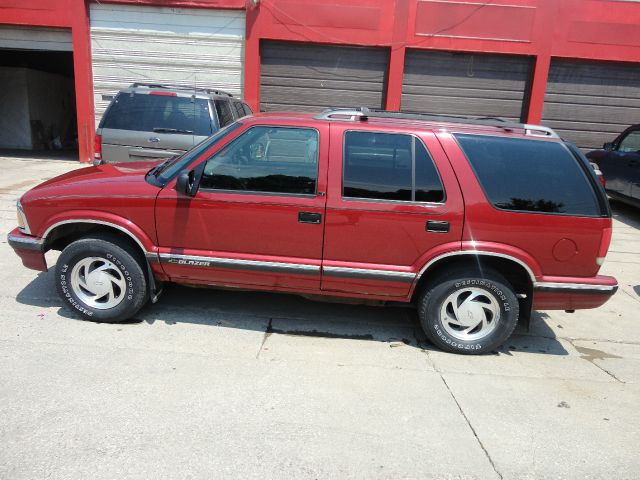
[42,218,163,301]
[410,251,536,326]
[41,218,155,256]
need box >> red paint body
[10,113,618,315]
[2,0,640,161]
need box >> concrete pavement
[0,155,638,479]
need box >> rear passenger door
[321,124,464,297]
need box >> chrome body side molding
[159,253,320,276]
[323,266,415,283]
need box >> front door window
[200,126,319,196]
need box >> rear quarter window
[455,134,600,216]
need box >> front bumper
[532,275,618,310]
[7,228,47,271]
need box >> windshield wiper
[153,127,194,134]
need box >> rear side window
[343,131,444,202]
[215,99,235,127]
[101,93,213,136]
[455,134,599,216]
[232,102,244,118]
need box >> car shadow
[16,271,568,356]
[610,199,640,229]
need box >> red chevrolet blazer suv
[8,109,618,354]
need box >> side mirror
[603,142,614,151]
[175,170,198,197]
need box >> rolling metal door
[90,4,245,125]
[401,50,533,121]
[0,25,72,52]
[542,59,640,150]
[260,41,389,112]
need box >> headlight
[17,201,31,235]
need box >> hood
[21,160,166,207]
[29,160,161,192]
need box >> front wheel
[55,235,149,322]
[418,270,519,355]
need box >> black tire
[418,269,519,355]
[55,234,149,322]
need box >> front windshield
[156,121,242,184]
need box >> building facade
[1,0,639,161]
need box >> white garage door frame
[89,4,246,125]
[0,25,72,52]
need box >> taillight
[590,162,605,188]
[596,226,612,266]
[94,133,102,161]
[150,91,177,96]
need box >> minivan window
[200,126,319,195]
[233,101,246,119]
[155,121,242,185]
[455,134,600,216]
[343,131,444,202]
[101,93,213,136]
[215,99,235,127]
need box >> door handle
[298,212,322,224]
[426,220,450,233]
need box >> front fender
[38,211,158,254]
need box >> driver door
[155,123,329,291]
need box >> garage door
[542,59,640,150]
[0,25,72,52]
[402,50,533,122]
[90,4,245,125]
[260,41,389,112]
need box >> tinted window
[156,122,242,184]
[415,140,445,202]
[618,130,640,152]
[455,134,599,216]
[200,126,318,195]
[343,131,444,202]
[215,99,235,127]
[233,101,248,119]
[242,103,252,116]
[101,93,212,136]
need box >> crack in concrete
[415,327,503,479]
[439,371,503,480]
[620,287,640,304]
[567,340,626,384]
[255,318,273,359]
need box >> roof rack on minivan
[315,107,560,138]
[130,82,234,97]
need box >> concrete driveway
[1,156,638,480]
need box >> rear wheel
[55,235,149,322]
[418,269,519,354]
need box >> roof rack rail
[129,82,233,97]
[314,108,560,138]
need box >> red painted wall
[244,0,640,122]
[1,0,94,162]
[1,0,640,161]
